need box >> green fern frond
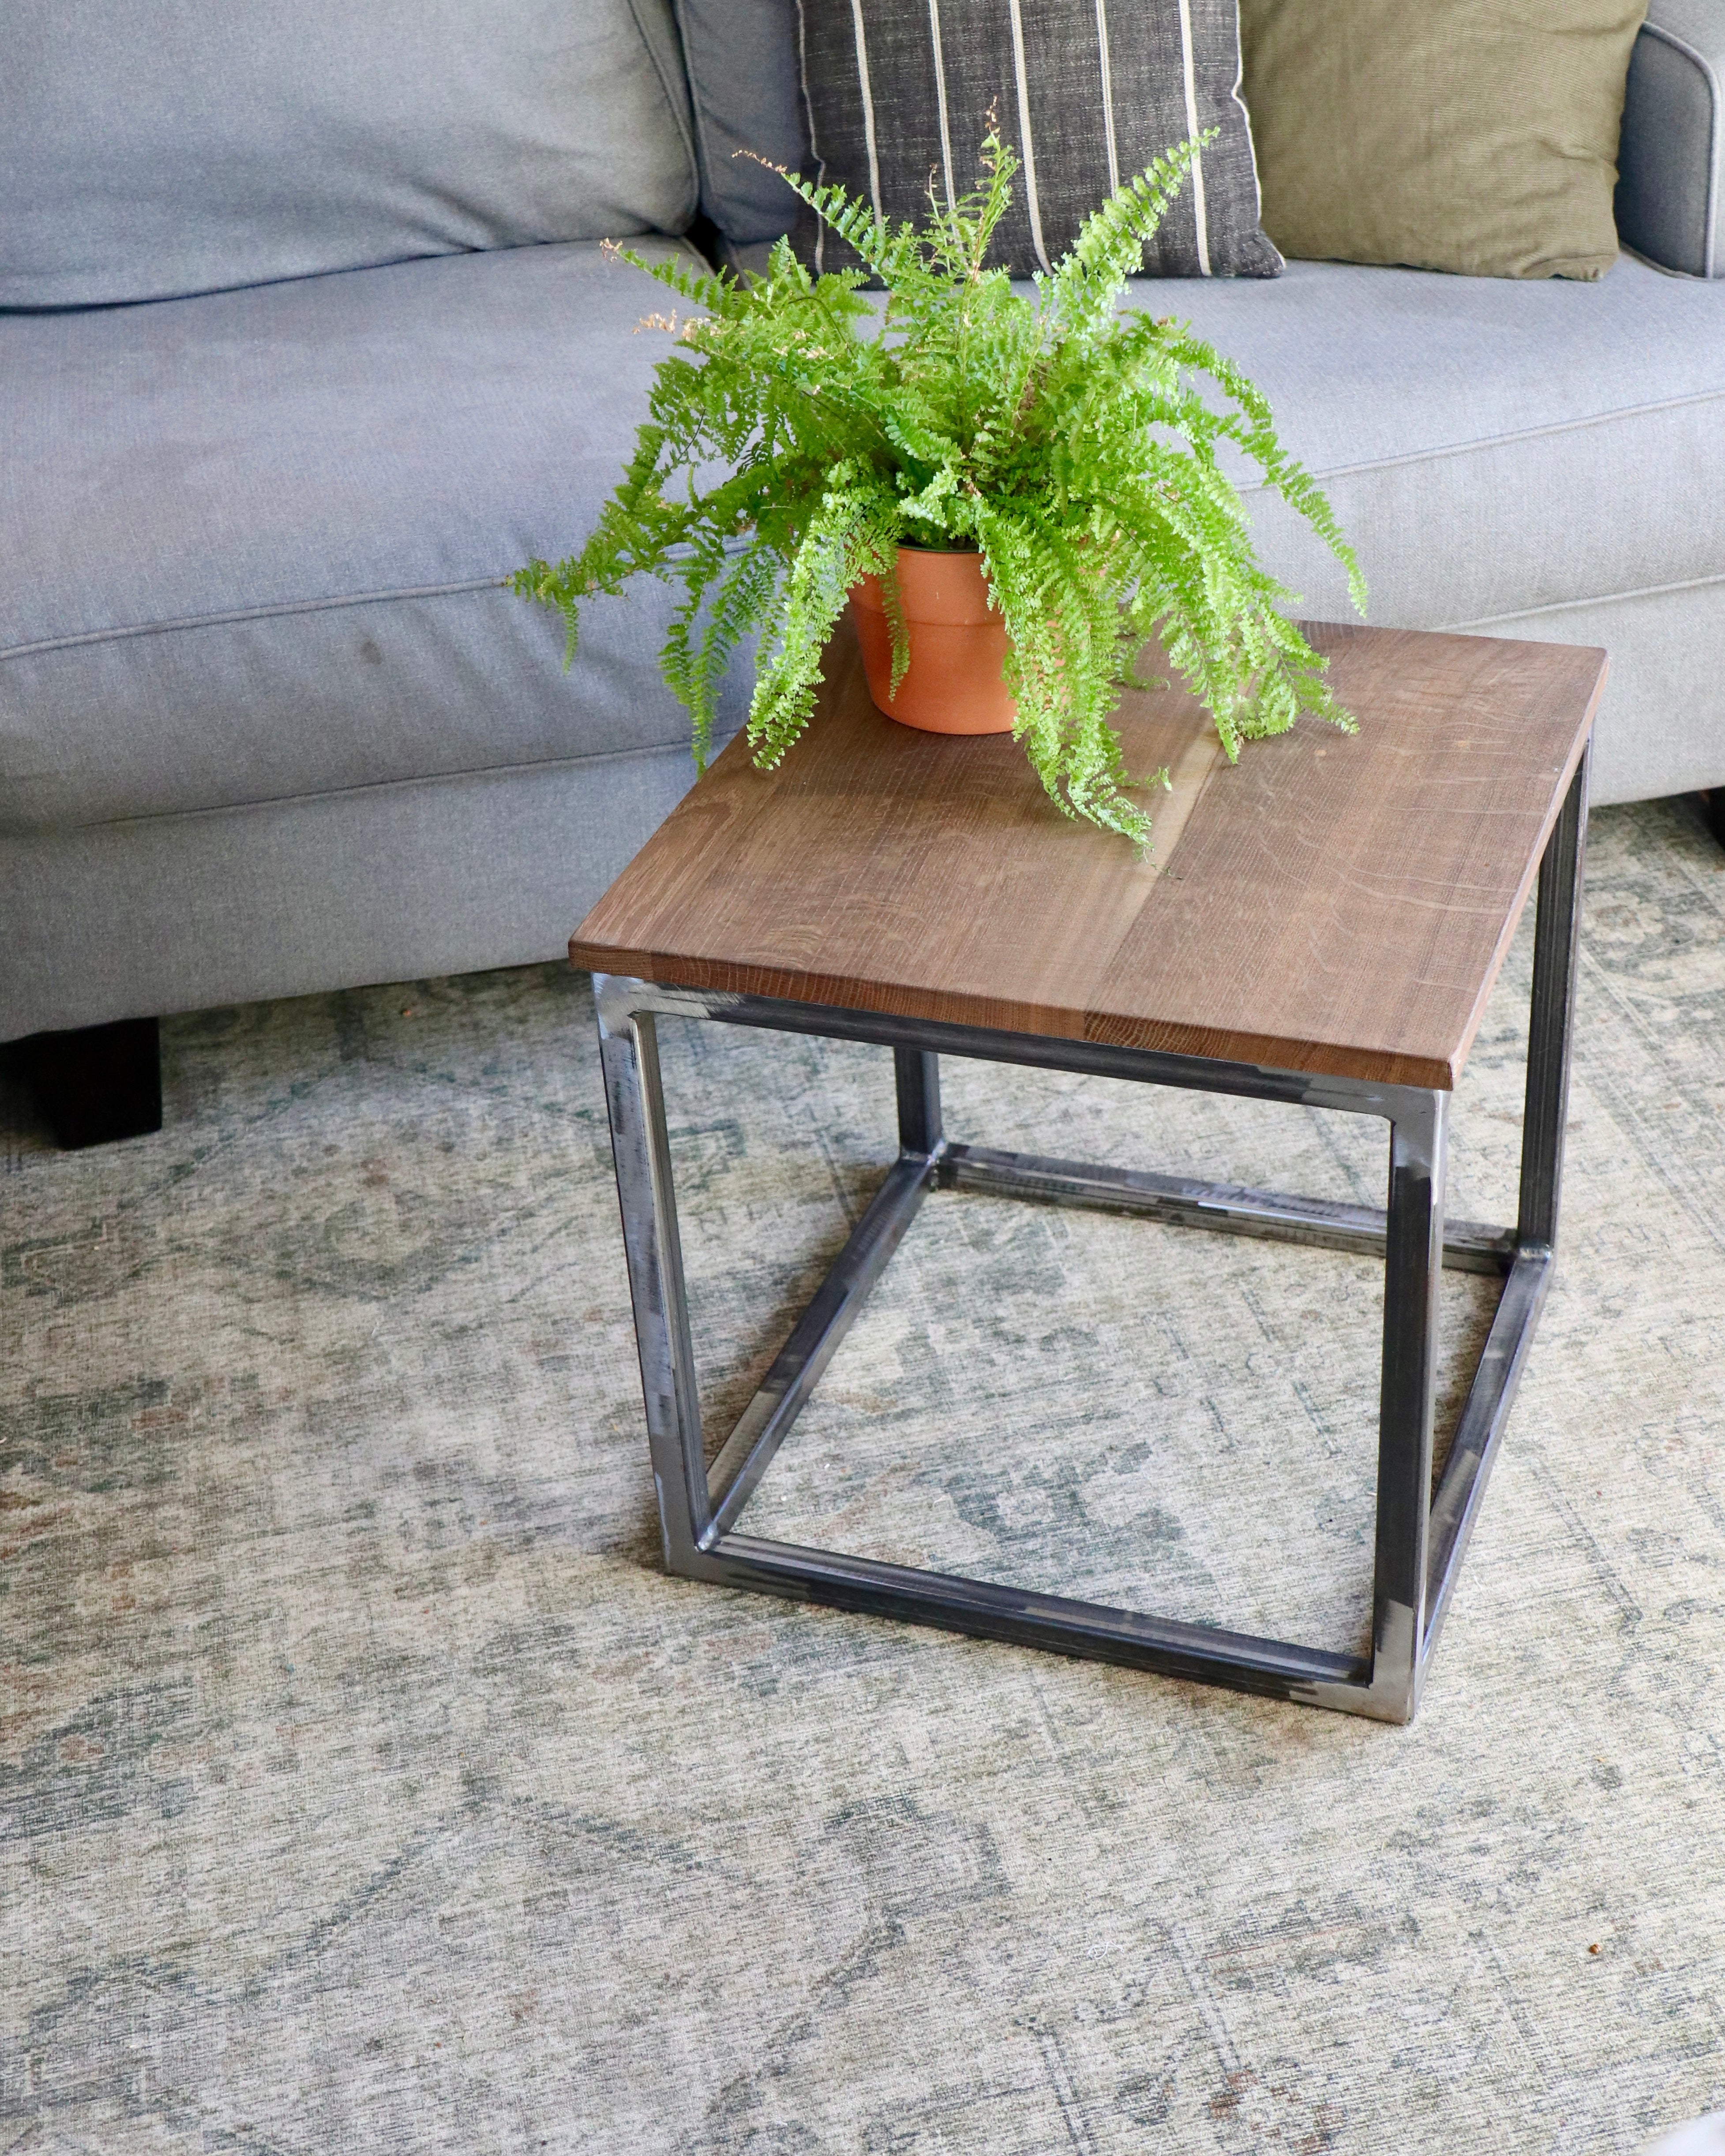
[516,126,1366,850]
[608,242,735,317]
[1046,136,1207,342]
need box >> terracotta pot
[850,544,1016,734]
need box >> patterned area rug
[4,797,1725,2155]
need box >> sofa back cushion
[0,0,698,310]
[671,0,810,251]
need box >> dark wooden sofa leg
[16,1017,163,1149]
[1700,790,1725,853]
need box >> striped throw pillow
[791,0,1282,279]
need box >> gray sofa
[4,0,1723,1114]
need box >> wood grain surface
[571,616,1606,1089]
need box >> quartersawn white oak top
[572,618,1605,1090]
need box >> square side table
[573,621,1606,1722]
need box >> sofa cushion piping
[0,576,511,665]
[1271,383,1725,490]
[1445,560,1725,632]
[53,737,712,836]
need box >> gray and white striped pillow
[791,0,1281,279]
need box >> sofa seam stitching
[1279,384,1725,488]
[1441,561,1725,631]
[22,738,713,838]
[0,576,511,663]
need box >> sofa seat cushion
[1166,255,1725,634]
[9,248,1720,841]
[0,240,745,835]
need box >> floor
[3,796,1724,2153]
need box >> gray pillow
[0,0,700,311]
[790,0,1281,279]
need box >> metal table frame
[592,755,1588,1723]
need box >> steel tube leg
[1418,750,1590,1660]
[594,976,710,1568]
[895,1046,943,1160]
[1519,748,1590,1252]
[1368,1089,1448,1721]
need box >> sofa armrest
[1617,0,1725,275]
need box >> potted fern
[517,132,1365,849]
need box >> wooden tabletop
[571,618,1606,1090]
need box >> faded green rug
[4,797,1725,2155]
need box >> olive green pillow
[1238,0,1648,280]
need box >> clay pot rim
[896,536,981,555]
